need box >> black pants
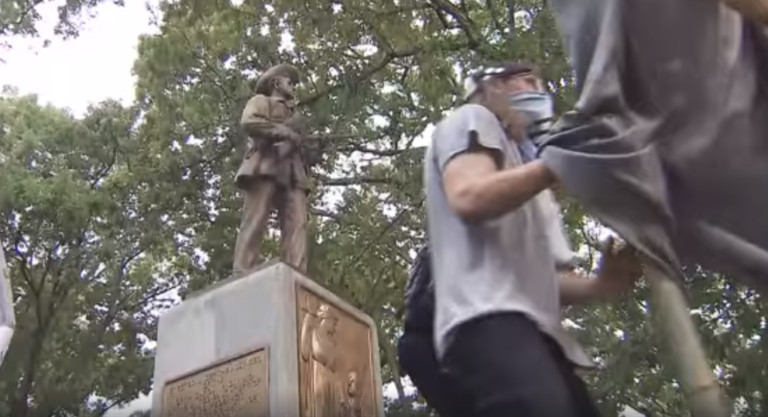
[397,330,472,417]
[442,312,602,417]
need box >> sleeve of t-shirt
[433,104,507,172]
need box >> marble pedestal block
[151,261,384,417]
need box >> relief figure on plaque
[300,303,342,417]
[340,371,362,417]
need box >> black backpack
[402,244,435,333]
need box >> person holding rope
[420,62,643,417]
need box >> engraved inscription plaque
[161,348,269,417]
[296,286,378,417]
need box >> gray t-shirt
[425,103,593,368]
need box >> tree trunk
[377,320,406,401]
[10,328,45,417]
[385,339,406,400]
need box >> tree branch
[310,208,342,221]
[334,144,413,157]
[0,0,45,36]
[506,0,516,40]
[429,0,480,48]
[125,281,182,312]
[175,27,243,111]
[485,0,507,34]
[95,393,135,417]
[119,246,148,277]
[299,46,422,107]
[90,142,120,189]
[13,242,37,299]
[378,308,406,400]
[317,176,394,187]
[364,4,434,17]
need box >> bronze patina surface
[161,348,269,417]
[296,286,378,417]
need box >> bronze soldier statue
[233,63,311,276]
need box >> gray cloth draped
[0,248,14,365]
[540,0,768,291]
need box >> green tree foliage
[129,0,576,402]
[384,394,433,417]
[129,0,768,414]
[0,0,123,39]
[0,0,767,416]
[0,95,174,416]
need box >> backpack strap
[403,244,435,333]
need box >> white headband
[462,66,512,100]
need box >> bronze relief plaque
[296,286,379,417]
[161,348,269,417]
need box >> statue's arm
[312,329,336,371]
[240,95,297,142]
[299,315,312,361]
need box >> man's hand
[593,236,643,300]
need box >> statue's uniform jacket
[233,93,309,274]
[236,94,311,190]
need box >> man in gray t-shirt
[425,62,642,417]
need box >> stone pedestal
[151,261,384,417]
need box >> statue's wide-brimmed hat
[254,63,301,95]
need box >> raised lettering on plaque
[161,348,269,417]
[296,286,378,417]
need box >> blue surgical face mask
[508,91,554,140]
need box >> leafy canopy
[0,0,767,416]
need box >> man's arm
[436,105,556,223]
[559,269,602,305]
[443,152,556,223]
